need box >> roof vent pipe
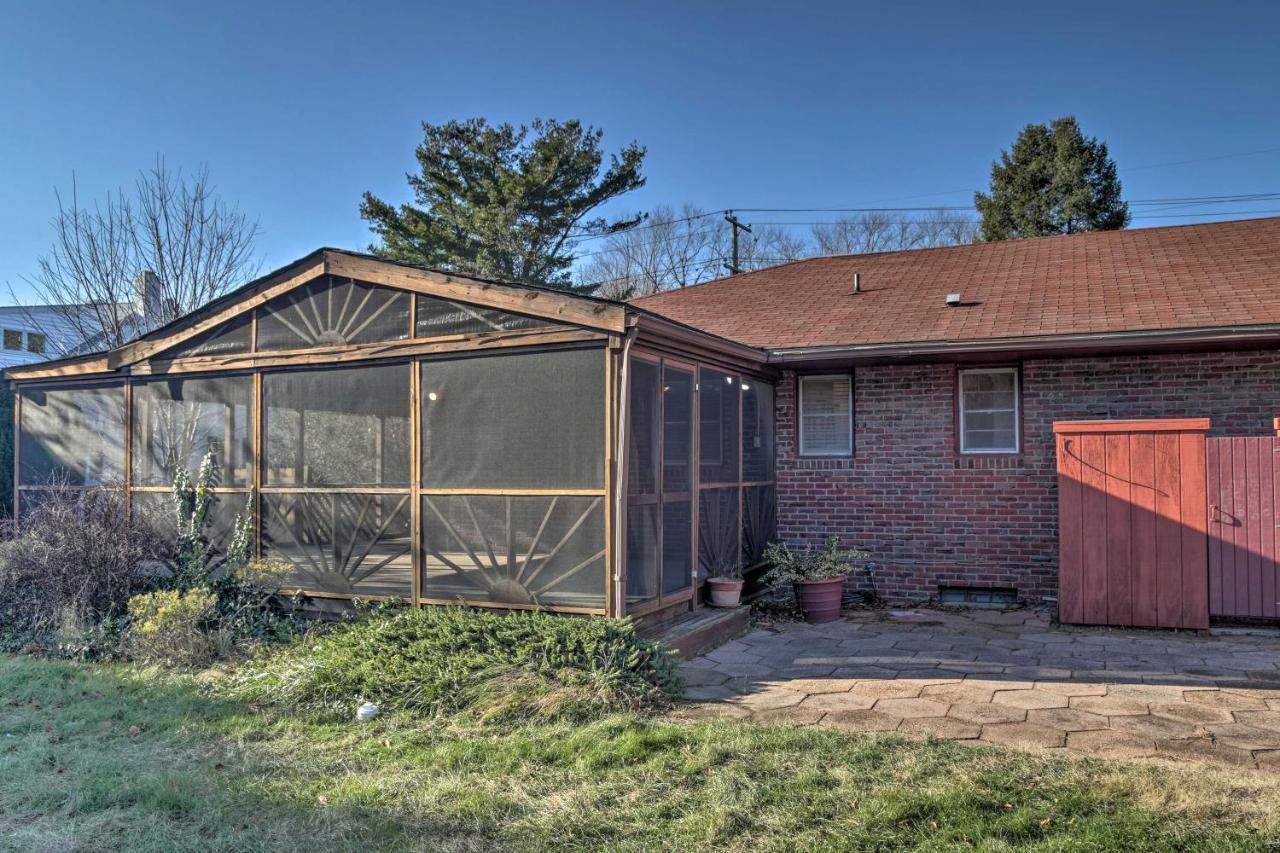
[852,272,861,293]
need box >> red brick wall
[775,348,1280,603]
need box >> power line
[564,208,721,245]
[572,190,1280,289]
[1126,145,1280,172]
[576,208,1280,290]
[727,193,1280,215]
[738,210,1280,227]
[569,192,1280,247]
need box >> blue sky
[1,0,1278,300]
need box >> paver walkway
[679,607,1280,770]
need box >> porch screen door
[625,353,695,612]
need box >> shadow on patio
[677,607,1280,770]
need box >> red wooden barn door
[1055,419,1210,630]
[1207,436,1280,620]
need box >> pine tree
[974,116,1129,241]
[360,118,646,290]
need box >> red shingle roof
[629,217,1280,351]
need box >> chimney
[135,270,164,327]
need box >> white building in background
[0,273,165,369]
[0,304,86,369]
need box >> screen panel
[19,383,125,486]
[698,486,740,576]
[662,499,693,594]
[416,293,556,338]
[742,484,777,566]
[421,347,605,489]
[742,380,775,482]
[699,367,740,484]
[263,493,412,597]
[163,313,253,359]
[132,491,251,569]
[264,363,410,487]
[421,494,606,609]
[628,358,660,497]
[625,502,659,603]
[132,375,252,486]
[256,276,411,351]
[662,365,694,493]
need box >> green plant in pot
[705,560,744,608]
[762,537,869,624]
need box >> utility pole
[724,210,752,275]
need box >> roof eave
[765,324,1280,367]
[629,309,771,368]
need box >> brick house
[9,218,1279,626]
[632,217,1280,605]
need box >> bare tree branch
[19,159,262,355]
[578,205,723,298]
[578,205,980,298]
[811,209,979,255]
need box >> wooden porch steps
[639,606,751,659]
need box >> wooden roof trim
[325,252,627,333]
[5,354,112,381]
[108,257,329,369]
[1053,418,1211,434]
[629,311,772,378]
[131,327,610,376]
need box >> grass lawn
[1,653,1278,852]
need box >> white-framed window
[799,374,853,456]
[958,367,1020,453]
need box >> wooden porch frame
[8,248,776,624]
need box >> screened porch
[9,249,776,622]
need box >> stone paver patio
[678,607,1280,770]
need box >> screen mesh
[421,347,605,489]
[742,484,777,566]
[628,358,660,496]
[421,494,606,609]
[132,491,251,569]
[256,276,411,350]
[263,493,412,597]
[264,363,410,487]
[163,313,253,359]
[699,367,740,484]
[698,486,740,576]
[625,502,659,603]
[19,383,125,486]
[662,365,694,493]
[132,375,252,486]
[416,293,555,338]
[662,499,693,594]
[742,380,775,482]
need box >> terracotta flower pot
[793,576,846,623]
[707,577,744,608]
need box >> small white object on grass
[356,702,379,722]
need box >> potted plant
[705,561,744,608]
[762,537,869,624]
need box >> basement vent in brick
[938,586,1017,609]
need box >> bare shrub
[0,482,168,648]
